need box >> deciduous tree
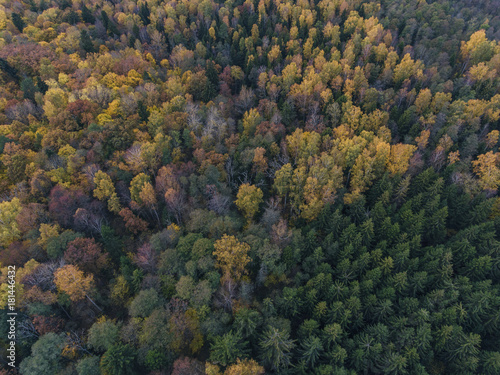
[213,235,251,282]
[235,184,263,223]
[53,265,99,309]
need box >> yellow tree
[213,235,251,282]
[299,177,324,221]
[235,184,263,223]
[139,181,161,226]
[93,170,121,213]
[387,143,417,176]
[274,163,293,206]
[461,30,497,68]
[486,130,500,149]
[415,89,432,115]
[225,358,264,374]
[242,109,262,137]
[129,173,151,204]
[206,358,265,375]
[0,197,22,247]
[253,147,268,174]
[393,54,424,84]
[38,223,60,250]
[54,265,100,310]
[345,149,376,205]
[286,128,321,164]
[448,151,460,165]
[0,259,40,309]
[472,151,500,190]
[415,129,430,150]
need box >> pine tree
[259,327,295,371]
[209,331,249,366]
[300,336,324,368]
[80,30,94,54]
[11,13,25,32]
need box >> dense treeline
[0,0,499,374]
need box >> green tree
[21,77,37,101]
[81,5,95,23]
[11,12,25,32]
[76,356,101,375]
[19,333,66,375]
[300,336,324,368]
[94,170,121,213]
[259,326,295,371]
[129,288,160,318]
[87,319,120,352]
[209,331,249,366]
[0,197,22,247]
[234,308,262,339]
[80,30,95,53]
[100,344,137,375]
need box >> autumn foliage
[2,0,500,374]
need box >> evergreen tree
[20,77,37,101]
[80,30,95,54]
[12,13,26,32]
[209,331,249,366]
[259,327,295,371]
[81,5,95,24]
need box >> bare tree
[235,86,256,115]
[206,185,231,215]
[215,276,238,312]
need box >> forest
[0,0,500,373]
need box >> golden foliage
[213,235,251,282]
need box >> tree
[129,288,160,318]
[87,319,120,352]
[94,171,121,213]
[19,333,66,375]
[76,356,101,375]
[81,5,95,23]
[242,109,262,137]
[21,77,37,101]
[119,208,148,234]
[64,237,108,274]
[100,344,137,375]
[461,30,496,68]
[171,357,205,375]
[300,336,324,368]
[168,306,204,355]
[259,326,295,371]
[209,331,249,366]
[53,265,99,309]
[472,151,500,190]
[129,173,151,204]
[235,184,263,223]
[224,358,265,375]
[46,230,82,259]
[286,129,321,164]
[80,30,95,54]
[486,130,499,149]
[387,144,417,176]
[393,54,423,84]
[48,185,90,228]
[234,308,262,339]
[11,12,25,32]
[0,197,22,247]
[213,235,251,282]
[253,147,268,175]
[133,243,158,273]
